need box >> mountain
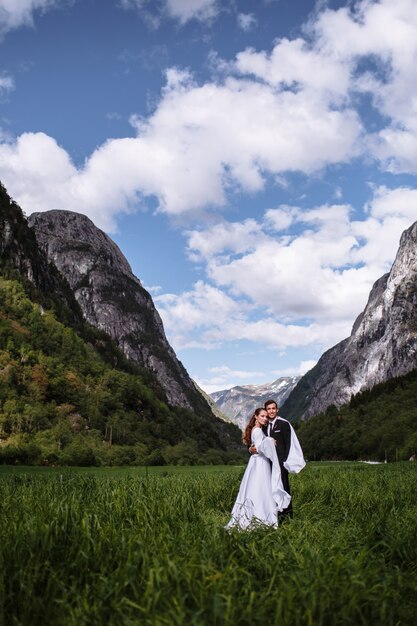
[0,274,242,466]
[281,220,417,422]
[211,377,300,430]
[0,183,243,465]
[296,366,417,461]
[28,210,209,414]
[0,183,82,326]
[193,381,232,424]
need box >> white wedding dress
[226,427,291,530]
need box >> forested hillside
[0,277,243,465]
[297,369,417,462]
[0,182,242,466]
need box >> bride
[226,408,291,530]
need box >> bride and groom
[227,400,305,530]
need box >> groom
[263,399,294,520]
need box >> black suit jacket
[269,417,291,463]
[263,417,292,493]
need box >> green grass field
[1,462,416,625]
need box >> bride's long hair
[242,408,265,446]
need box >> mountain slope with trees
[297,367,417,462]
[0,276,242,466]
[0,182,242,465]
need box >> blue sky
[2,0,417,394]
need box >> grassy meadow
[0,462,416,626]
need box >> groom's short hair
[265,400,278,409]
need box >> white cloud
[186,218,264,261]
[155,274,356,355]
[350,186,417,267]
[195,365,266,394]
[203,317,352,350]
[162,187,417,357]
[0,0,67,36]
[0,72,14,96]
[191,205,374,323]
[311,0,417,173]
[155,280,248,349]
[209,365,263,377]
[0,131,136,232]
[0,64,362,223]
[156,276,354,352]
[120,0,219,26]
[368,185,417,221]
[237,12,257,32]
[232,0,417,176]
[369,128,417,174]
[235,37,351,97]
[3,0,417,220]
[165,0,218,23]
[15,1,417,224]
[273,360,317,377]
[264,206,298,232]
[2,0,416,386]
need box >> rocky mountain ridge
[0,183,82,324]
[211,376,300,429]
[29,210,209,414]
[281,220,417,421]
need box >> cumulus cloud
[3,0,417,227]
[119,0,219,26]
[156,277,353,352]
[0,61,362,224]
[235,37,351,97]
[237,12,257,32]
[350,186,417,267]
[0,72,14,96]
[155,276,352,356]
[155,186,417,358]
[0,0,68,36]
[186,218,264,261]
[0,132,124,232]
[195,365,267,395]
[155,280,248,349]
[187,204,373,323]
[367,186,417,221]
[273,360,317,377]
[311,0,417,173]
[165,0,219,23]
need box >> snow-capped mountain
[210,377,300,430]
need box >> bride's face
[256,411,268,426]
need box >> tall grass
[0,463,416,625]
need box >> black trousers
[279,466,293,521]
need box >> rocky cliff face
[211,377,300,429]
[0,183,82,322]
[28,210,208,412]
[282,220,417,421]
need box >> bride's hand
[249,445,257,454]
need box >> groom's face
[266,403,277,420]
